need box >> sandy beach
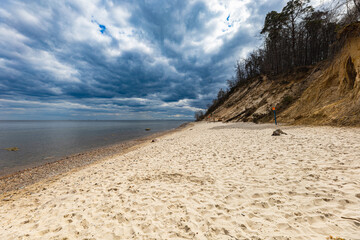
[1,122,359,239]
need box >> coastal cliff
[206,23,360,126]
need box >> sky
[0,0,328,120]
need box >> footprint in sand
[80,219,89,229]
[251,193,263,198]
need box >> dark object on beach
[151,139,157,143]
[178,123,189,128]
[145,128,151,131]
[4,147,19,152]
[272,129,287,136]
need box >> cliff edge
[208,23,360,126]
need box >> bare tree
[194,111,204,121]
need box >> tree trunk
[353,0,360,14]
[291,17,296,67]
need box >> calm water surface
[0,120,188,176]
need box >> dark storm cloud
[0,0,287,120]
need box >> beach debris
[2,195,13,201]
[327,236,345,240]
[4,147,19,151]
[145,128,151,131]
[272,129,287,136]
[151,139,158,143]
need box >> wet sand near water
[1,122,359,239]
[0,123,189,194]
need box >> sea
[0,120,188,176]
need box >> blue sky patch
[99,24,106,34]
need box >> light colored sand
[1,122,360,239]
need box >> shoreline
[0,121,359,239]
[0,122,192,195]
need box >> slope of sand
[1,122,359,239]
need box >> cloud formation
[0,0,288,120]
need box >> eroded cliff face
[209,24,360,126]
[280,35,360,126]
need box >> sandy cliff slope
[209,23,360,127]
